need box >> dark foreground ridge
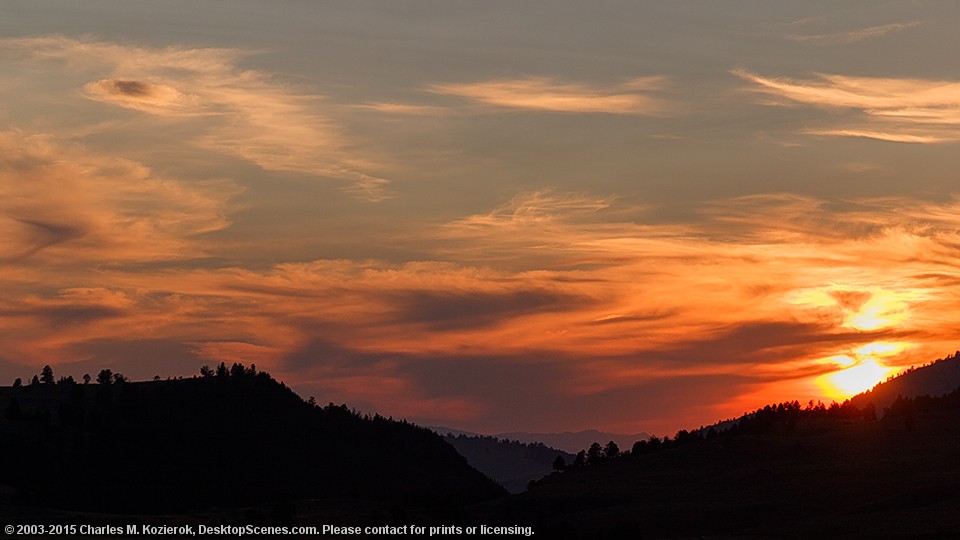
[0,364,506,516]
[479,352,960,538]
[4,353,960,536]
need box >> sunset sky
[3,1,960,436]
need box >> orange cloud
[1,35,390,200]
[0,130,239,265]
[734,69,960,143]
[351,102,448,116]
[4,179,960,433]
[428,76,670,115]
[83,79,199,114]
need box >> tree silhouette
[571,450,586,468]
[552,455,567,472]
[604,441,620,460]
[40,365,55,385]
[97,369,113,385]
[230,363,245,378]
[83,373,91,385]
[587,442,604,464]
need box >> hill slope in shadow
[442,433,575,493]
[0,364,506,515]
[852,350,960,412]
[479,385,960,538]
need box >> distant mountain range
[431,427,650,454]
[494,429,652,454]
[429,427,650,493]
[442,434,575,493]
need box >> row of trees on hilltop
[12,365,127,388]
[549,350,960,475]
[10,360,271,390]
[549,398,885,474]
[0,361,506,513]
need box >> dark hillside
[480,392,960,538]
[0,365,505,514]
[852,350,960,412]
[442,434,575,493]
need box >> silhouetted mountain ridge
[440,433,575,493]
[0,364,505,514]
[483,354,960,538]
[492,429,650,454]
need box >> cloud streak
[784,21,921,45]
[734,68,960,143]
[429,76,671,115]
[0,130,239,265]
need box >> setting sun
[815,342,907,401]
[818,358,896,401]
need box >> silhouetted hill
[0,365,505,514]
[430,427,651,454]
[441,433,575,493]
[492,429,650,454]
[852,350,960,412]
[479,391,960,538]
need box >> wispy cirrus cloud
[0,130,240,265]
[0,127,242,372]
[0,35,390,200]
[784,21,921,45]
[351,102,448,116]
[734,68,960,143]
[428,76,671,115]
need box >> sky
[2,0,960,436]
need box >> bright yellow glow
[854,341,909,357]
[827,354,856,367]
[786,289,837,308]
[845,291,908,330]
[818,358,896,401]
[786,287,916,331]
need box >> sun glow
[787,287,916,331]
[816,342,904,400]
[824,359,893,397]
[846,293,908,330]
